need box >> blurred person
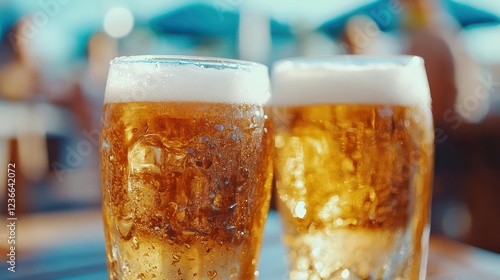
[0,19,48,214]
[400,0,500,253]
[400,0,457,129]
[0,17,98,213]
[81,32,117,129]
[342,15,400,55]
[401,0,490,127]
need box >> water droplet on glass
[176,209,186,222]
[132,236,140,250]
[341,159,355,173]
[118,214,134,240]
[164,140,187,173]
[121,260,131,275]
[214,124,224,131]
[207,270,218,280]
[229,267,238,278]
[112,244,119,259]
[186,148,196,156]
[228,202,238,210]
[102,140,110,150]
[128,135,163,174]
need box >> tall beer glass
[100,56,273,280]
[272,56,434,280]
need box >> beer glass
[272,56,434,280]
[100,56,273,280]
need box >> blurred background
[0,0,499,259]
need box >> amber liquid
[273,104,434,280]
[100,101,273,280]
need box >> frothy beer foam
[104,56,270,104]
[271,56,431,107]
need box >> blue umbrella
[151,3,291,38]
[444,1,500,27]
[0,6,19,39]
[319,0,500,36]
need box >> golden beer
[100,56,273,280]
[272,57,434,280]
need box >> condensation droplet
[122,260,131,275]
[207,270,218,280]
[229,267,238,278]
[341,159,355,173]
[228,202,238,210]
[118,214,135,240]
[214,124,224,131]
[132,236,140,250]
[112,244,119,259]
[176,210,186,222]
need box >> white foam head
[104,55,270,104]
[271,56,431,107]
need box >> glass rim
[110,55,266,71]
[273,55,424,67]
